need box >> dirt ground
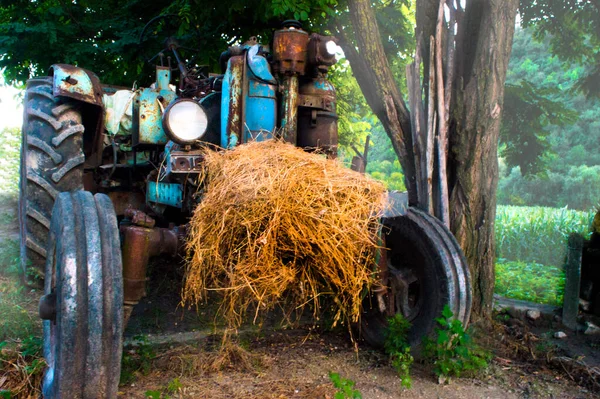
[117,327,595,399]
[1,194,598,399]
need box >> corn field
[494,205,595,305]
[495,205,595,267]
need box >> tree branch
[435,0,450,226]
[343,0,418,203]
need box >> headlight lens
[163,99,208,144]
[325,40,337,55]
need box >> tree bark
[448,0,519,317]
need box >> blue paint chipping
[52,66,94,97]
[137,86,177,146]
[221,46,276,148]
[221,58,236,149]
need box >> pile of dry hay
[182,140,387,331]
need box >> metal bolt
[63,76,78,85]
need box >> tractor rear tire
[360,207,472,355]
[19,77,85,284]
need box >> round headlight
[325,40,338,55]
[163,99,208,144]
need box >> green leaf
[441,305,453,319]
[144,390,161,399]
[437,330,449,345]
[329,372,341,386]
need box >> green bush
[366,161,406,192]
[497,166,600,212]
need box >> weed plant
[423,305,491,383]
[383,314,413,389]
[144,378,182,399]
[329,372,362,399]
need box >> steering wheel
[138,14,209,92]
[138,14,203,66]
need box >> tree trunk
[448,0,519,318]
[344,0,519,319]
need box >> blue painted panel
[244,51,276,142]
[156,67,171,91]
[221,61,232,149]
[313,79,333,90]
[221,49,277,146]
[245,95,276,142]
[137,88,177,145]
[248,79,276,98]
[146,181,183,208]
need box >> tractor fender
[382,191,409,219]
[49,64,105,166]
[49,64,104,106]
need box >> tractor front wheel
[39,191,123,399]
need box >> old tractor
[19,20,471,398]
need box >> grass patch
[120,335,157,385]
[0,238,20,277]
[494,205,592,305]
[0,237,40,342]
[0,277,40,342]
[0,127,21,194]
[495,260,565,306]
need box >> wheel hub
[39,292,56,321]
[388,264,422,322]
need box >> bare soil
[118,327,594,399]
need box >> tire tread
[19,77,85,282]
